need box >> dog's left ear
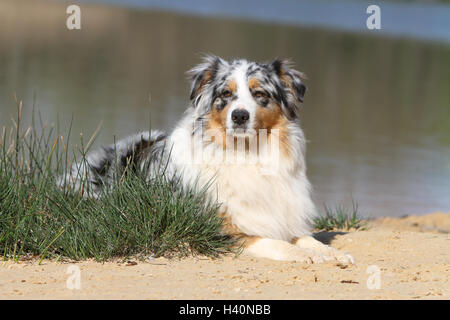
[271,59,307,117]
[187,55,226,106]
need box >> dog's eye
[222,90,232,98]
[254,90,268,98]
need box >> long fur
[61,56,321,249]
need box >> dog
[62,56,354,264]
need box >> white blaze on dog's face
[224,64,258,134]
[188,56,307,145]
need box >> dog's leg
[243,237,327,263]
[292,236,354,264]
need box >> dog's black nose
[231,109,250,125]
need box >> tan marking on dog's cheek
[253,103,291,159]
[206,79,236,145]
[254,103,282,131]
[206,102,232,148]
[253,103,292,159]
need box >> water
[78,0,450,43]
[0,0,449,217]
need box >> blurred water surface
[0,0,449,217]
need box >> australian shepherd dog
[63,56,354,264]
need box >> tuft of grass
[0,100,237,262]
[313,201,368,231]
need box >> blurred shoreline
[74,0,450,43]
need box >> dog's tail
[58,130,167,197]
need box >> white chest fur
[168,115,317,241]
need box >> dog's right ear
[187,55,225,105]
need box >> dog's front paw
[289,249,326,264]
[243,237,354,264]
[294,236,355,264]
[326,251,355,264]
[293,249,353,264]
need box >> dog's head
[188,55,306,138]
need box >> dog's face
[189,56,306,138]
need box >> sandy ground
[1,212,448,300]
